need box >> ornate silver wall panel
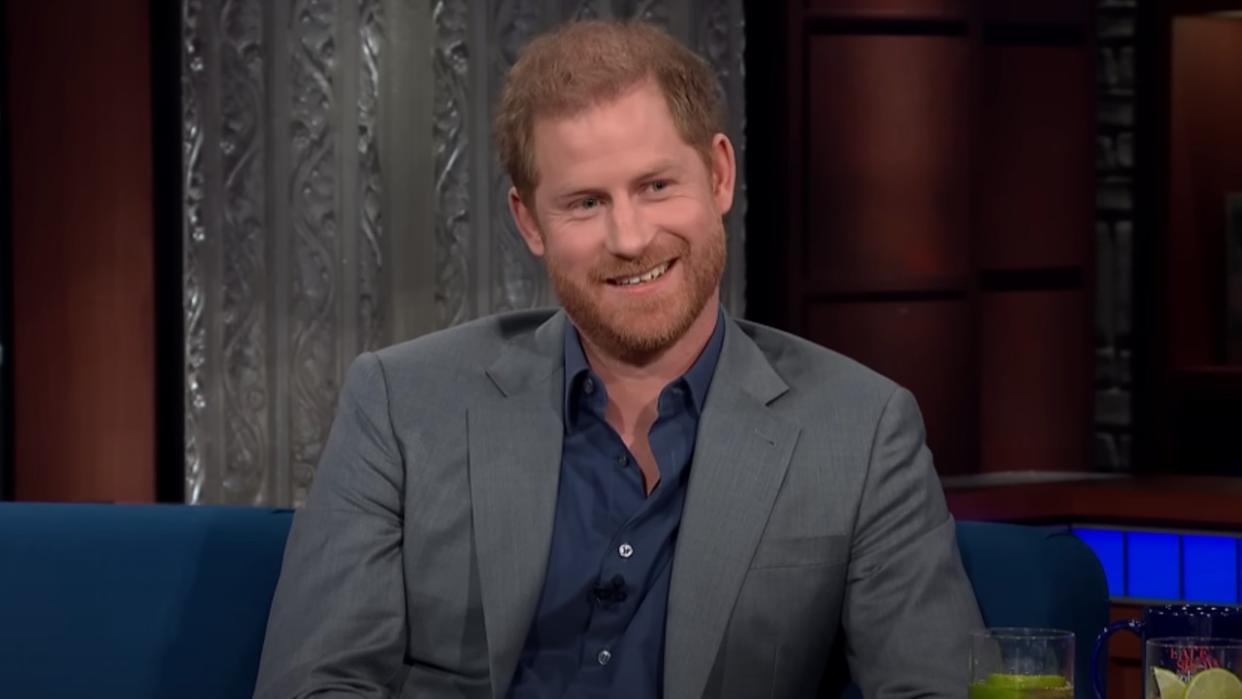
[696,0,746,314]
[432,0,472,326]
[183,0,393,506]
[182,0,209,504]
[489,0,545,312]
[219,0,269,503]
[358,0,386,353]
[286,0,338,505]
[183,0,747,506]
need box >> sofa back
[0,504,293,699]
[0,504,1108,699]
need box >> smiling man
[255,20,983,699]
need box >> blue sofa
[0,504,1108,698]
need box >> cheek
[649,197,716,235]
[542,224,603,268]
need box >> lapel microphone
[591,574,628,604]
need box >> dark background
[746,0,1099,477]
[150,0,186,504]
[0,1,13,502]
[1,0,1241,500]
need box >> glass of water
[970,628,1074,699]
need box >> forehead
[529,81,699,192]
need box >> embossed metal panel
[182,0,747,505]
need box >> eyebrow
[634,162,682,182]
[546,161,686,206]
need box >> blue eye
[578,197,601,210]
[649,180,669,192]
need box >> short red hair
[494,20,725,201]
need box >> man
[255,20,983,699]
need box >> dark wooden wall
[0,4,12,500]
[750,0,1095,476]
[3,1,157,502]
[1168,17,1242,367]
[1147,8,1242,474]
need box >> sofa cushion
[0,504,293,699]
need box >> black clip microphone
[591,574,628,604]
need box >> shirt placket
[575,384,687,677]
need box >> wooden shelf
[945,475,1242,529]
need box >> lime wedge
[1154,667,1187,699]
[984,674,1067,689]
[970,674,1072,699]
[1184,668,1242,699]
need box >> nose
[604,196,657,259]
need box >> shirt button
[618,543,634,559]
[597,649,612,666]
[616,454,627,467]
[583,377,595,394]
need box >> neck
[577,294,720,437]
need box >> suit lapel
[664,320,801,699]
[468,312,566,699]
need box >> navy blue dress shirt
[507,313,726,699]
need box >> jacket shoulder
[734,319,900,403]
[371,309,555,372]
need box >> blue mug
[1092,604,1242,698]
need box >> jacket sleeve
[840,387,985,699]
[253,352,409,698]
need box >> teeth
[615,262,670,286]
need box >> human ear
[708,133,736,215]
[509,186,545,257]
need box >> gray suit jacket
[254,309,983,699]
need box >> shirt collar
[562,307,727,424]
[562,323,593,423]
[680,308,727,415]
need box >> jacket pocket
[749,534,849,569]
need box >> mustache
[589,242,687,282]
